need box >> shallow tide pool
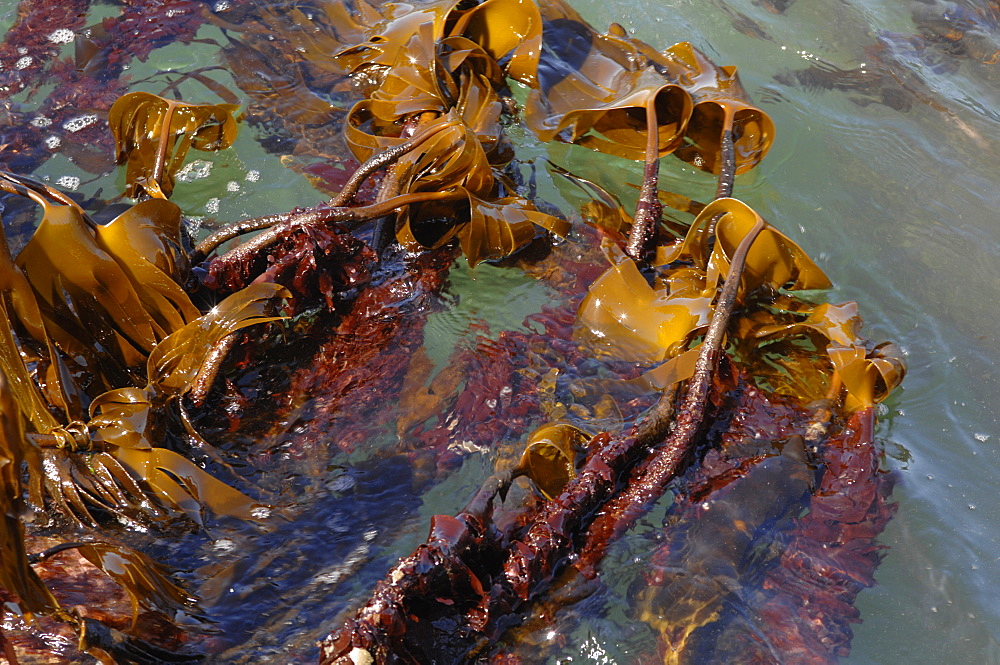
[2,0,1000,662]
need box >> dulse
[0,0,907,663]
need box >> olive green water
[4,0,1000,662]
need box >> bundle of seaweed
[0,86,295,660]
[0,0,906,662]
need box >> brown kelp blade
[665,42,775,175]
[7,173,201,388]
[94,198,201,329]
[17,203,157,369]
[0,369,61,619]
[143,282,288,392]
[510,423,592,500]
[0,219,65,433]
[108,91,239,199]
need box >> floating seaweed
[0,0,906,662]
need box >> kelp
[0,83,292,659]
[0,0,908,662]
[108,92,240,200]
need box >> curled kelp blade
[462,194,570,266]
[511,423,592,500]
[401,190,569,267]
[829,342,907,411]
[0,368,60,619]
[576,257,712,363]
[333,0,454,75]
[396,186,564,266]
[108,91,239,199]
[742,291,907,407]
[684,198,831,293]
[448,0,542,83]
[664,42,775,175]
[334,0,538,85]
[80,284,287,523]
[522,0,692,160]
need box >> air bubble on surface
[48,29,75,44]
[63,114,99,133]
[56,175,80,190]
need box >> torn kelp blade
[108,91,240,199]
[84,283,289,523]
[72,542,197,626]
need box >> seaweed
[0,0,906,662]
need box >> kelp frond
[109,92,240,200]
